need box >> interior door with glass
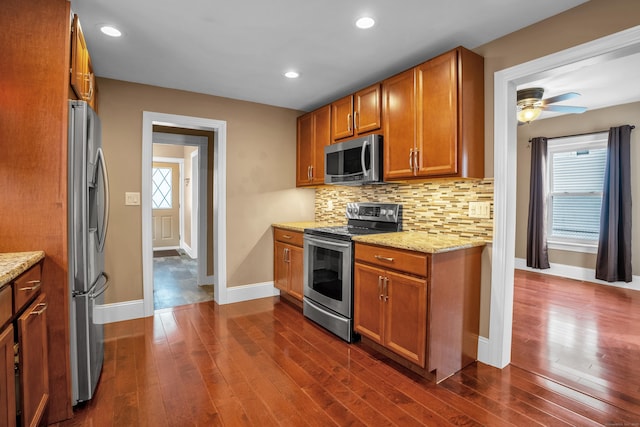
[152,162,180,249]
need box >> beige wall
[515,102,640,271]
[99,78,315,303]
[474,0,640,177]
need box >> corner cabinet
[296,105,330,186]
[331,83,382,142]
[273,228,304,301]
[354,243,482,382]
[383,47,484,180]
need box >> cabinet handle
[310,165,314,180]
[282,234,293,239]
[413,148,419,174]
[409,149,414,172]
[354,111,359,131]
[374,255,394,262]
[283,248,290,263]
[378,276,383,300]
[383,277,389,302]
[29,302,48,316]
[19,280,41,292]
[347,113,352,132]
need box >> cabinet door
[384,270,427,367]
[383,69,416,180]
[288,245,304,301]
[17,293,49,427]
[0,325,16,427]
[331,95,354,141]
[354,263,384,344]
[415,50,458,177]
[296,112,314,186]
[70,14,88,101]
[274,241,289,292]
[311,105,331,185]
[354,84,381,135]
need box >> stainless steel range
[303,202,402,342]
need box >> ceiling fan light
[517,105,542,123]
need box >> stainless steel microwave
[324,134,383,185]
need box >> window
[547,132,607,252]
[152,167,172,209]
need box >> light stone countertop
[271,221,337,233]
[352,231,488,254]
[0,251,45,287]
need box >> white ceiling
[70,0,593,112]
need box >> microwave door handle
[361,140,370,177]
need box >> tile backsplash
[315,178,494,242]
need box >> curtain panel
[596,125,633,282]
[526,137,551,269]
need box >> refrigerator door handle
[95,147,110,252]
[89,273,109,299]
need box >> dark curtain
[596,125,633,282]
[527,137,550,269]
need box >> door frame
[151,157,184,250]
[142,112,228,317]
[190,150,199,259]
[485,25,640,368]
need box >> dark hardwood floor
[54,289,640,426]
[511,269,640,418]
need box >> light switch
[468,201,491,219]
[125,192,140,206]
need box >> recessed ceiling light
[355,17,375,29]
[100,25,122,37]
[284,71,299,79]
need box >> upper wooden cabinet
[331,83,382,142]
[296,105,330,186]
[383,47,484,180]
[70,14,98,111]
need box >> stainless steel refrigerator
[68,100,110,405]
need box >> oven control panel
[345,202,401,223]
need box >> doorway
[141,112,228,317]
[487,27,640,366]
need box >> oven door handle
[304,235,351,249]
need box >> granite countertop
[352,231,487,254]
[0,251,45,287]
[272,221,336,233]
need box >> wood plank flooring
[54,293,640,426]
[511,269,640,418]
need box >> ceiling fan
[517,87,587,123]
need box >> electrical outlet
[468,201,491,219]
[125,192,140,206]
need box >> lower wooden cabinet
[273,228,304,301]
[0,325,16,427]
[17,293,49,427]
[354,242,482,382]
[0,260,49,427]
[354,263,427,366]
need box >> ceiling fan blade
[543,105,587,113]
[542,92,581,105]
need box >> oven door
[303,234,352,317]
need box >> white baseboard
[182,243,195,258]
[94,282,280,324]
[514,257,640,291]
[226,281,280,304]
[477,336,490,364]
[94,299,145,324]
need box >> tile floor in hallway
[153,250,213,309]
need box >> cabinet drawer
[0,285,11,328]
[13,265,42,313]
[355,243,428,277]
[274,228,303,247]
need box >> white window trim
[546,131,608,252]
